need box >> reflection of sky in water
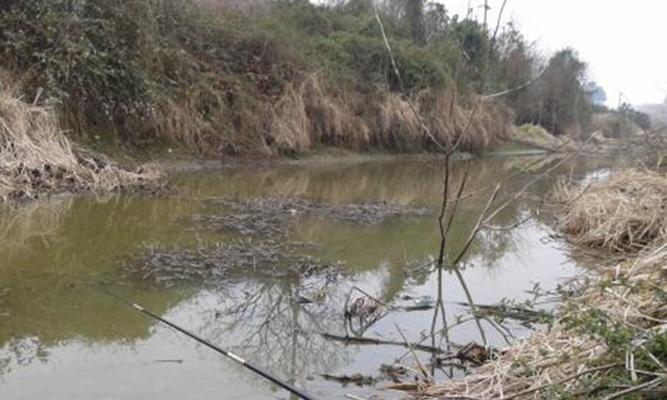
[0,156,612,399]
[580,168,611,186]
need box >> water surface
[0,155,610,399]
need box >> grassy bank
[0,0,601,158]
[416,171,667,399]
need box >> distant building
[583,82,607,106]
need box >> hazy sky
[444,0,667,106]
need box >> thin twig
[321,333,447,354]
[395,324,430,380]
[372,3,446,152]
[602,377,663,400]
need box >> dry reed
[0,78,160,202]
[556,170,667,253]
[265,74,512,154]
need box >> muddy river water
[0,155,613,400]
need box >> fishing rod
[102,289,319,400]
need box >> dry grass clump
[268,74,371,153]
[417,244,667,399]
[425,92,514,152]
[0,81,160,202]
[150,71,512,157]
[556,170,667,253]
[265,74,512,154]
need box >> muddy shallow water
[0,155,612,400]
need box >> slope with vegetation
[0,0,599,159]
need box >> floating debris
[457,300,553,326]
[325,201,431,225]
[191,197,432,237]
[400,295,436,311]
[321,333,447,354]
[126,240,344,288]
[380,364,409,383]
[321,373,378,386]
[454,342,495,366]
[345,296,381,322]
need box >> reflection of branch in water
[434,155,496,351]
[426,146,584,364]
[429,262,451,377]
[197,277,350,382]
[451,267,487,346]
[0,198,74,259]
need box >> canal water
[0,155,611,399]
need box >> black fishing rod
[102,290,318,400]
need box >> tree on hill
[512,48,591,134]
[405,0,425,44]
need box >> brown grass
[264,74,512,155]
[425,92,514,152]
[0,77,160,202]
[556,170,667,253]
[268,74,372,153]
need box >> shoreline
[414,169,667,399]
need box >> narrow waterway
[0,155,612,400]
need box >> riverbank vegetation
[0,0,607,158]
[416,171,667,399]
[558,170,667,253]
[0,76,159,201]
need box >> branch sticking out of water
[320,333,450,355]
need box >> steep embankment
[0,1,550,158]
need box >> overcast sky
[443,0,667,106]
